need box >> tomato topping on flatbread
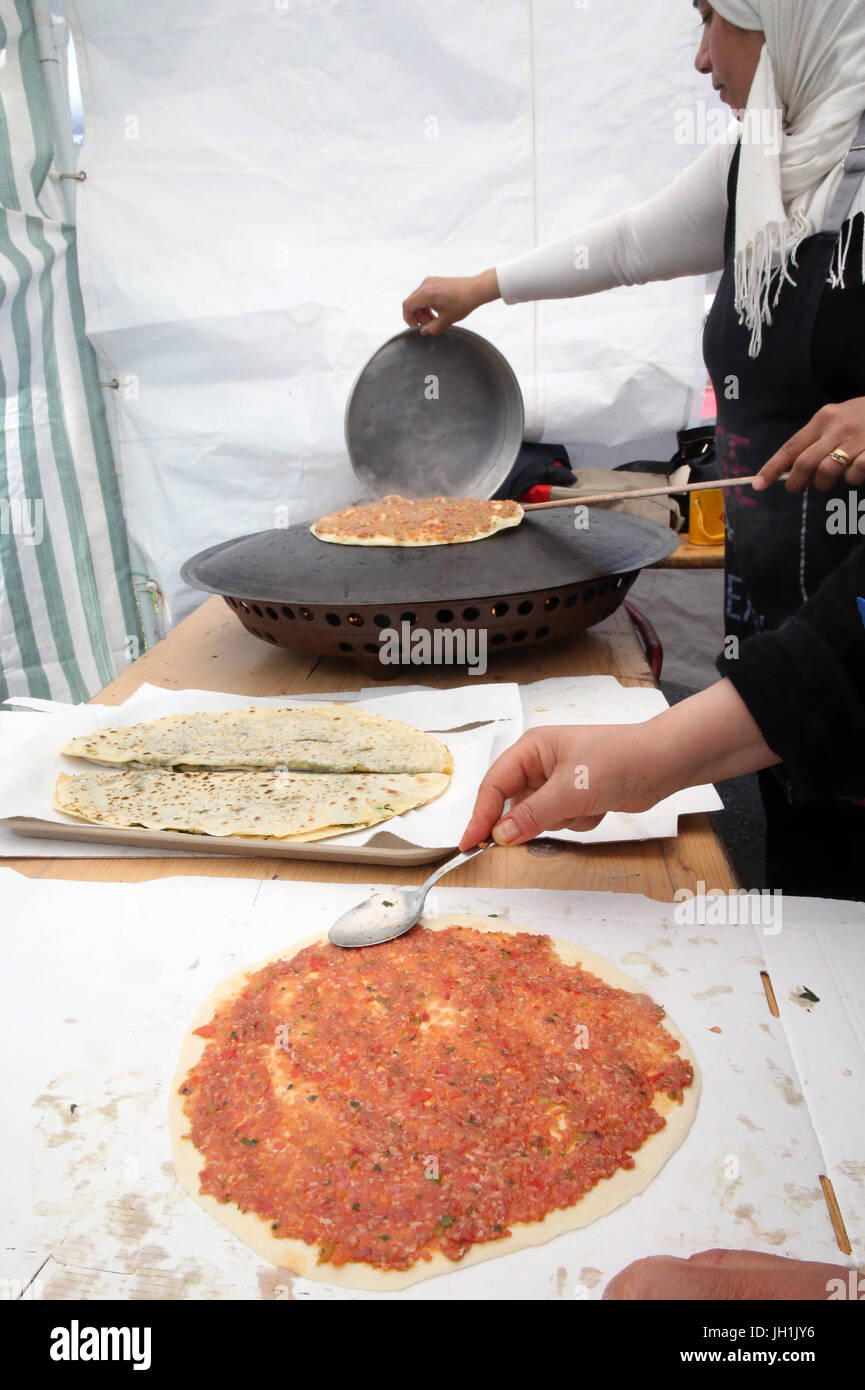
[311,495,523,546]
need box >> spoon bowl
[328,842,493,948]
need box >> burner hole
[535,626,551,638]
[338,642,353,652]
[374,613,391,628]
[248,626,260,638]
[347,613,364,626]
[544,596,559,611]
[462,606,480,621]
[240,601,250,613]
[490,602,509,618]
[598,581,609,596]
[564,593,578,608]
[400,612,417,624]
[613,575,624,589]
[512,630,527,642]
[264,631,278,643]
[490,633,507,646]
[227,596,237,608]
[300,607,314,621]
[517,600,533,615]
[265,606,279,621]
[436,608,454,623]
[582,587,595,601]
[363,642,379,654]
[281,606,295,620]
[252,604,263,617]
[325,613,341,626]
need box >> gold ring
[830,448,852,466]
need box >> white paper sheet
[0,676,722,855]
[759,900,865,1255]
[0,710,204,858]
[3,873,861,1300]
[0,683,522,851]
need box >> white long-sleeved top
[496,137,865,304]
[496,139,736,303]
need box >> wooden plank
[1,596,738,898]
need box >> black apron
[702,114,865,897]
[704,116,865,643]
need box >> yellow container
[688,487,725,545]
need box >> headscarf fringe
[828,213,859,290]
[733,210,812,358]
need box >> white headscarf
[711,0,865,355]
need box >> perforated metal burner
[181,508,677,675]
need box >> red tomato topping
[179,927,693,1272]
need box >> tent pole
[32,0,77,223]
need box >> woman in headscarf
[404,0,865,900]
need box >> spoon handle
[418,841,492,896]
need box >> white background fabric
[66,0,711,621]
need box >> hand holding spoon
[328,842,493,948]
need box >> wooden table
[2,596,737,898]
[654,538,725,568]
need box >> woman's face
[694,2,766,111]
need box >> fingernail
[752,477,764,490]
[492,818,517,844]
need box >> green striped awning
[0,0,142,702]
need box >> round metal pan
[182,508,677,606]
[344,326,524,500]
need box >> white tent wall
[67,0,716,681]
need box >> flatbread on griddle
[54,768,449,842]
[61,706,453,775]
[311,495,524,546]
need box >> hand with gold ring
[753,396,865,493]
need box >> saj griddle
[181,507,677,675]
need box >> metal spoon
[328,842,493,948]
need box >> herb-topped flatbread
[54,768,449,842]
[61,706,453,775]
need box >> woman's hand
[754,397,865,493]
[459,680,782,850]
[460,724,662,848]
[402,268,500,335]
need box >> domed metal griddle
[181,508,677,674]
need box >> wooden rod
[523,472,782,511]
[819,1174,853,1256]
